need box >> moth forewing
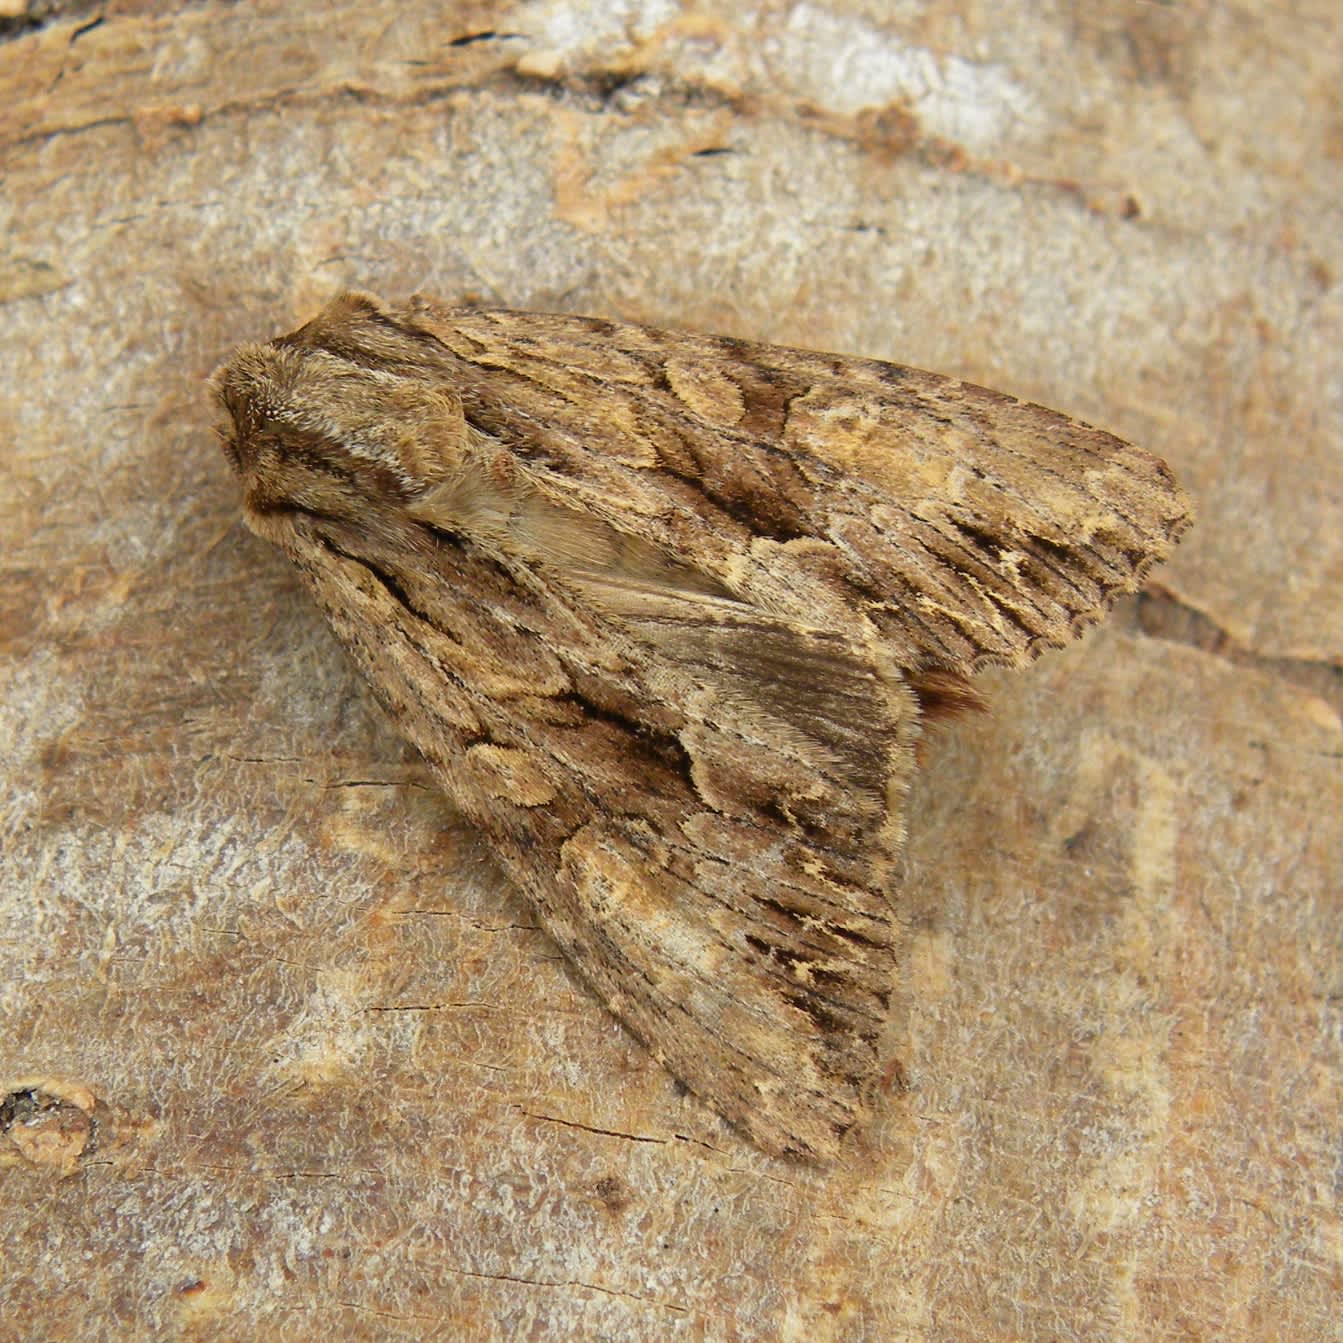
[209,291,1190,1159]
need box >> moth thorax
[310,370,471,494]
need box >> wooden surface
[2,3,1340,1340]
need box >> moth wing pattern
[400,297,1191,676]
[211,292,1191,1159]
[273,496,917,1159]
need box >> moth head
[208,323,470,542]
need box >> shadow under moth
[210,292,1190,1160]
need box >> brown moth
[209,292,1190,1160]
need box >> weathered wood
[3,4,1339,1340]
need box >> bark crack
[1134,589,1343,712]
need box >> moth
[209,292,1190,1160]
